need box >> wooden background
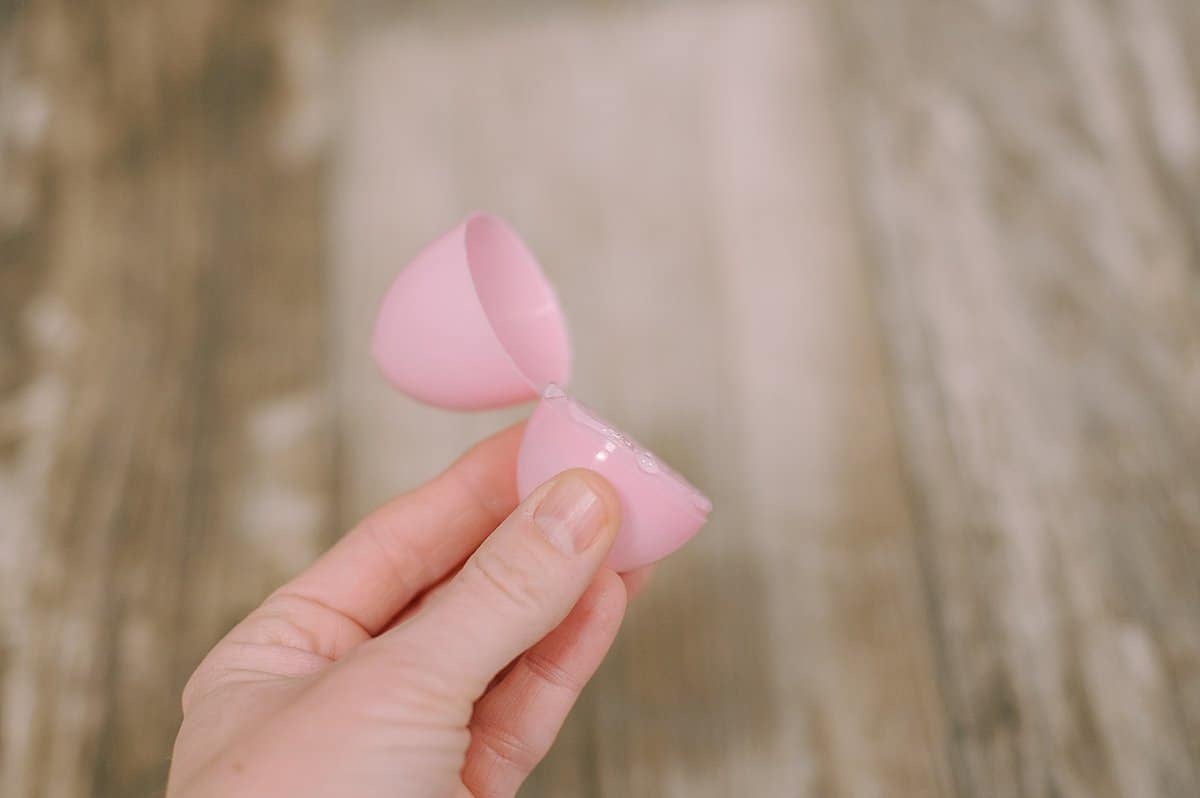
[3,0,1199,795]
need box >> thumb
[373,469,621,699]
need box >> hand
[167,424,650,798]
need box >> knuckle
[520,650,584,694]
[465,545,547,615]
[471,716,543,776]
[240,597,328,656]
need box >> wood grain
[2,0,1198,795]
[831,0,1200,796]
[0,2,331,795]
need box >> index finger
[275,422,524,636]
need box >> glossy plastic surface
[372,213,712,571]
[517,386,712,572]
[371,213,571,410]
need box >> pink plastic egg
[372,213,712,571]
[518,386,712,571]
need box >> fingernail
[534,474,606,556]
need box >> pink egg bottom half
[517,385,712,572]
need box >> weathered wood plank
[0,2,332,795]
[831,0,1200,795]
[4,0,1197,794]
[333,3,951,795]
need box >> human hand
[167,424,650,798]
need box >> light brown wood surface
[2,1,1198,796]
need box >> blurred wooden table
[3,1,1199,796]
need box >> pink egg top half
[370,213,570,409]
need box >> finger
[377,469,621,698]
[268,423,523,638]
[461,570,627,798]
[620,565,655,599]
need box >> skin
[167,423,651,798]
